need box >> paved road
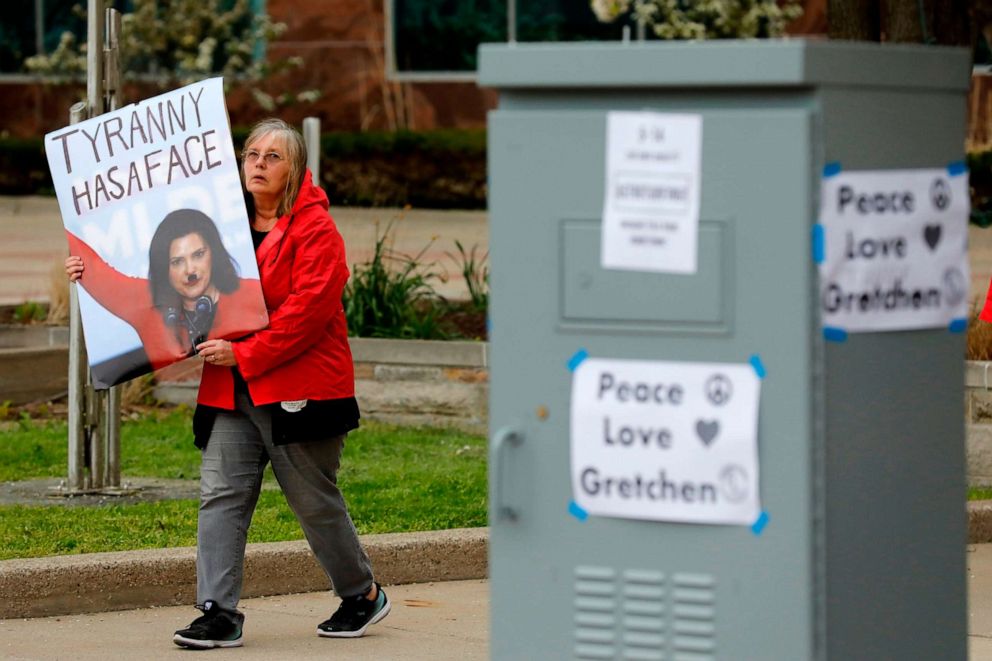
[0,196,487,305]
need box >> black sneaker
[317,583,391,638]
[173,601,244,649]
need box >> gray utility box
[481,41,971,660]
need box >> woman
[70,119,387,649]
[65,209,267,385]
[174,118,388,649]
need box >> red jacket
[66,232,267,371]
[198,172,356,409]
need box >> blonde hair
[242,118,309,218]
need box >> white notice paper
[570,357,761,525]
[819,167,970,332]
[601,111,702,274]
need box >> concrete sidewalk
[0,579,489,661]
[6,545,992,659]
[970,544,992,660]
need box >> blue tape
[812,224,825,264]
[749,354,766,380]
[569,500,589,522]
[949,318,967,334]
[822,162,842,178]
[751,511,770,536]
[823,327,848,343]
[568,349,589,372]
[947,160,968,177]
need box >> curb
[971,501,992,544]
[0,527,488,620]
[4,504,992,621]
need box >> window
[0,0,87,73]
[386,0,626,81]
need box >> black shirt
[232,225,268,393]
[250,225,269,251]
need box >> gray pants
[197,392,373,611]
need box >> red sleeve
[66,230,152,326]
[231,220,348,379]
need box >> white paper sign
[570,357,761,525]
[44,78,267,388]
[819,167,970,332]
[601,112,702,274]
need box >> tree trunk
[885,0,971,44]
[930,0,973,46]
[831,0,972,46]
[828,0,881,40]
[884,0,926,41]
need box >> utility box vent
[574,566,715,660]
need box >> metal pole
[105,387,121,486]
[90,389,107,487]
[67,101,89,493]
[302,117,320,183]
[34,0,45,55]
[507,0,516,44]
[104,8,121,111]
[86,0,106,489]
[383,0,398,79]
[87,0,104,119]
[104,6,122,488]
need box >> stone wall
[968,361,992,485]
[352,338,488,433]
[0,324,68,404]
[153,337,489,434]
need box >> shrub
[446,240,489,312]
[969,303,992,361]
[1,129,487,209]
[591,0,803,39]
[344,223,448,339]
[12,301,46,324]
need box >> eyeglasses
[242,149,284,165]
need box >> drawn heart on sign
[696,419,720,446]
[924,224,942,251]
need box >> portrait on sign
[46,78,268,388]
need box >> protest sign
[570,356,762,525]
[818,166,969,333]
[601,111,702,274]
[46,78,267,388]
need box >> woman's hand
[65,256,84,282]
[196,339,237,367]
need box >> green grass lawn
[0,410,487,560]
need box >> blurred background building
[0,0,829,137]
